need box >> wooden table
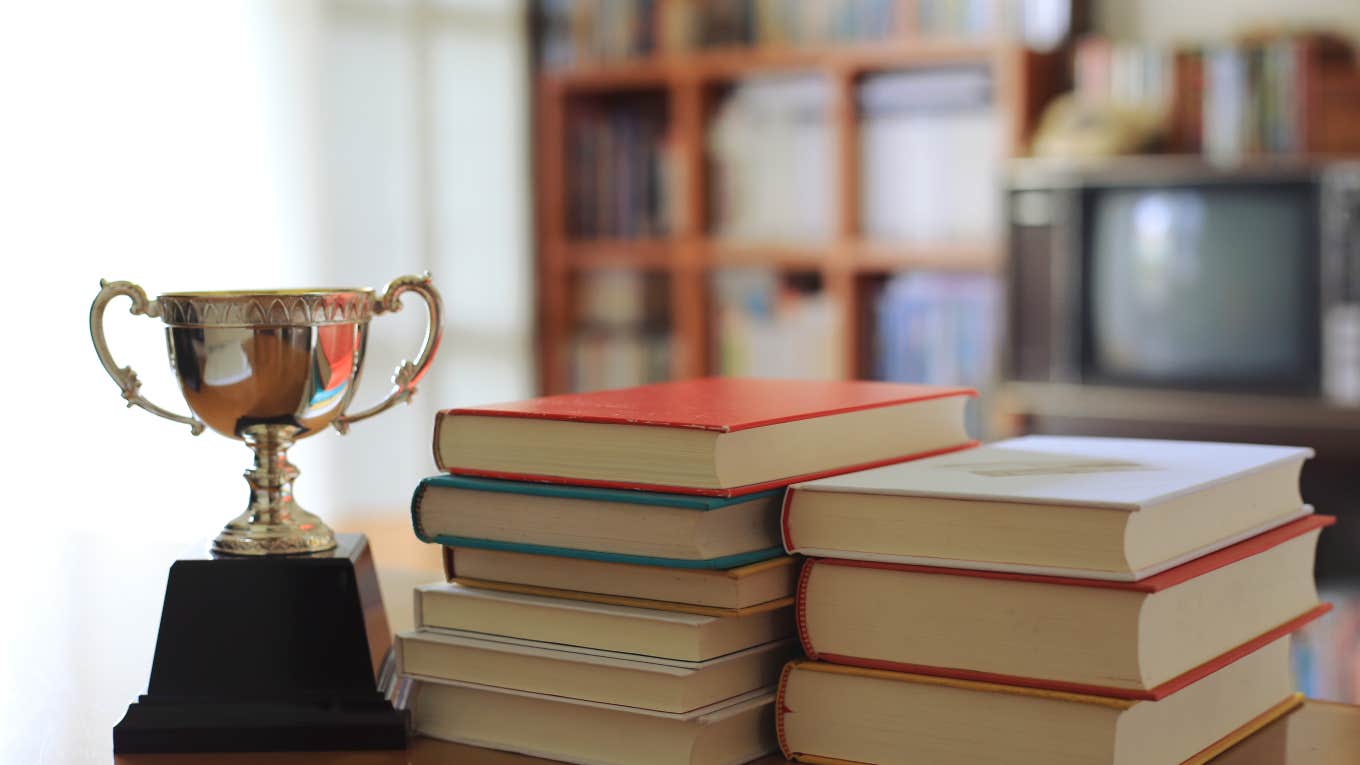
[6,514,1358,765]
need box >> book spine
[774,660,797,761]
[795,558,820,660]
[442,545,456,581]
[432,411,448,470]
[779,485,799,550]
[410,478,434,542]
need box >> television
[1006,158,1360,399]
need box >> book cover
[785,435,1311,510]
[435,378,976,497]
[442,377,973,432]
[796,514,1335,700]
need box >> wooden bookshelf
[532,2,1070,394]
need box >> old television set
[1005,158,1360,399]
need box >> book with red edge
[432,378,976,497]
[776,633,1304,765]
[795,514,1333,700]
[781,435,1314,580]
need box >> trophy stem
[213,429,337,556]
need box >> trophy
[91,275,442,753]
[90,274,442,555]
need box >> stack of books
[397,378,977,764]
[779,435,1332,764]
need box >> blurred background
[4,0,1359,708]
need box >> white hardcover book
[783,436,1312,580]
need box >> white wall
[0,0,533,546]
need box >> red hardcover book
[796,514,1334,700]
[433,378,976,496]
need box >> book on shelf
[858,65,1001,244]
[797,514,1331,698]
[536,0,658,69]
[777,636,1302,765]
[1072,36,1175,116]
[712,269,842,380]
[415,582,794,662]
[411,474,785,569]
[871,270,999,434]
[570,269,671,392]
[443,547,799,611]
[566,97,673,238]
[782,435,1313,580]
[412,679,776,765]
[433,378,975,495]
[708,75,833,244]
[398,628,796,714]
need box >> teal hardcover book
[411,474,785,569]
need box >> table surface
[6,513,1359,765]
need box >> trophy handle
[332,273,444,434]
[89,279,206,436]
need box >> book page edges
[414,675,775,721]
[787,506,1316,582]
[443,440,978,497]
[400,628,795,673]
[443,546,796,583]
[1180,694,1305,765]
[417,581,724,624]
[800,605,1328,702]
[451,577,794,617]
[781,696,1301,765]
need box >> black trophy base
[113,533,408,754]
[113,697,407,753]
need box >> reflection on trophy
[90,275,443,555]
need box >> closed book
[434,378,975,496]
[798,514,1331,699]
[778,635,1302,765]
[398,628,796,713]
[412,679,776,765]
[444,547,798,612]
[783,435,1312,580]
[416,582,794,662]
[412,475,784,569]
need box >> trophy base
[212,507,338,556]
[112,533,407,753]
[112,697,406,753]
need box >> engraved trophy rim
[157,287,375,299]
[156,289,378,329]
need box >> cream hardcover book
[416,582,794,661]
[779,634,1301,765]
[398,627,796,713]
[445,547,798,611]
[783,436,1312,580]
[413,679,776,765]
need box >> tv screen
[1087,185,1315,389]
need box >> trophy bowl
[90,274,443,555]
